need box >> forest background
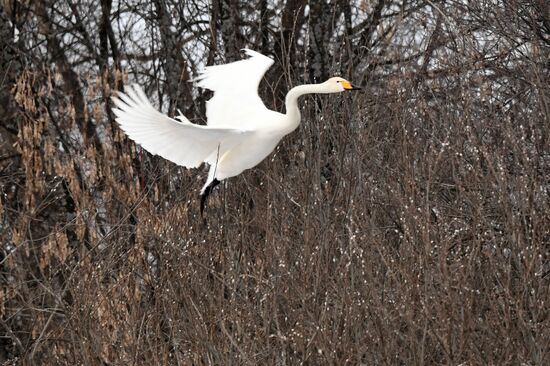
[0,0,549,364]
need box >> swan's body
[112,49,359,214]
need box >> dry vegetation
[1,0,549,364]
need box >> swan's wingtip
[241,48,267,59]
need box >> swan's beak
[341,81,361,91]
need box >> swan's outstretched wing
[194,49,274,129]
[112,85,250,168]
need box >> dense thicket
[1,0,549,364]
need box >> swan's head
[325,77,361,93]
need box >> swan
[111,49,360,214]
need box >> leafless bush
[1,0,549,364]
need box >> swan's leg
[200,178,221,216]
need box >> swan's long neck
[284,84,327,132]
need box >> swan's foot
[200,178,221,217]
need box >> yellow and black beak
[341,80,361,91]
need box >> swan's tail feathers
[200,179,221,217]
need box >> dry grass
[1,1,549,364]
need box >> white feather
[111,50,358,199]
[194,49,274,129]
[111,84,251,169]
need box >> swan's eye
[336,80,340,83]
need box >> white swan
[111,49,360,214]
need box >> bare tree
[0,0,548,364]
